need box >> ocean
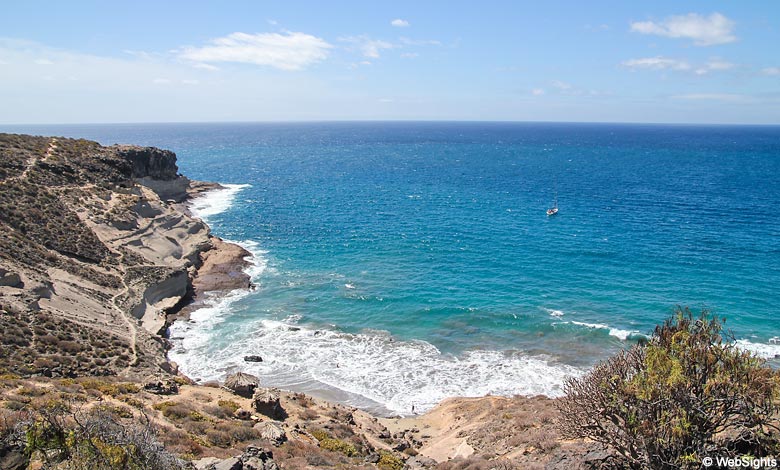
[4,122,779,415]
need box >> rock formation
[0,134,249,379]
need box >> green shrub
[319,437,358,457]
[310,428,358,457]
[557,308,780,469]
[14,405,186,469]
[217,399,240,412]
[311,428,329,441]
[377,450,405,470]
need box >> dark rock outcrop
[117,146,179,181]
[0,268,23,288]
[199,446,278,470]
[144,381,179,395]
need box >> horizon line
[1,119,780,128]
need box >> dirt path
[22,137,57,179]
[3,137,57,184]
[106,247,140,373]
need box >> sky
[1,1,779,124]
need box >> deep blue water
[4,122,779,413]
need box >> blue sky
[1,1,779,124]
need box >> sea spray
[171,315,581,414]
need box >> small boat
[547,177,559,216]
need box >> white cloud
[178,31,333,71]
[630,13,736,46]
[0,37,341,124]
[391,19,410,28]
[340,36,396,58]
[123,50,160,60]
[762,67,780,76]
[622,57,691,71]
[552,80,572,90]
[623,56,736,76]
[695,59,735,75]
[673,93,748,102]
[398,37,441,46]
[193,62,219,71]
[705,60,734,71]
[531,88,545,96]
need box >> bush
[11,404,186,470]
[557,308,780,469]
[319,437,358,457]
[377,450,405,470]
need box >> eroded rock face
[117,146,179,181]
[0,134,221,378]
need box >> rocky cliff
[0,133,248,379]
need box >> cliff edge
[0,133,249,379]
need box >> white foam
[167,237,268,346]
[170,316,581,415]
[231,239,270,281]
[569,321,642,341]
[543,308,565,317]
[735,340,780,359]
[189,184,251,222]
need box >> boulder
[406,456,437,468]
[253,421,286,446]
[0,269,23,288]
[252,388,285,420]
[0,447,28,470]
[192,457,221,470]
[224,372,260,398]
[143,381,179,395]
[243,355,263,363]
[241,446,277,470]
[159,361,179,375]
[234,408,252,420]
[213,457,242,470]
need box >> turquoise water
[5,122,780,414]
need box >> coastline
[170,185,406,416]
[165,183,254,327]
[162,197,598,463]
[170,184,582,418]
[2,133,775,469]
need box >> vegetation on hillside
[557,308,780,469]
